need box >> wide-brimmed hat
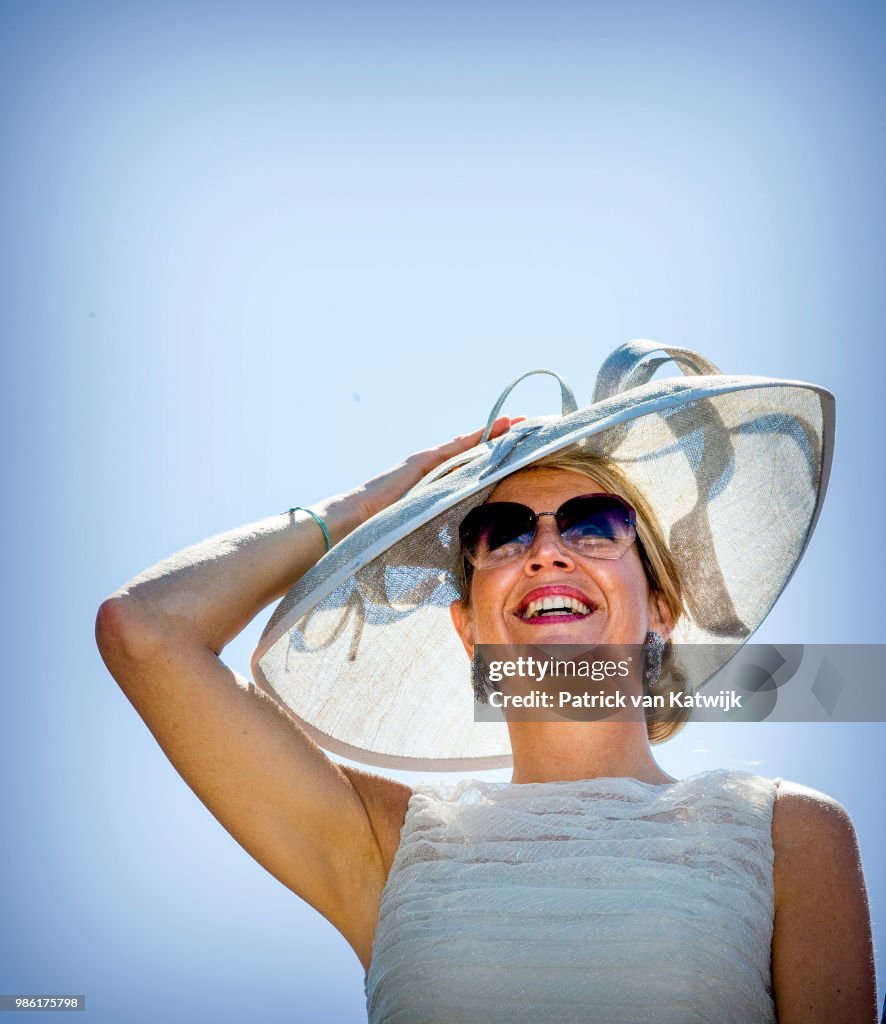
[251,340,834,771]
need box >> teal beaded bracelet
[284,506,332,553]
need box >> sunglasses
[459,493,637,571]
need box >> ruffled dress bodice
[365,768,779,1024]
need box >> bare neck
[507,719,675,785]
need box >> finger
[485,415,527,439]
[460,418,504,445]
[440,421,496,449]
[436,415,524,456]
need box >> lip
[515,585,598,619]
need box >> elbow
[95,595,164,673]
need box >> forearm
[104,491,367,655]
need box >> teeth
[522,596,592,619]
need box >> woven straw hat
[252,340,834,771]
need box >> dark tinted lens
[459,502,537,566]
[557,494,636,542]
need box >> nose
[524,514,575,572]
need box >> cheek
[466,575,515,640]
[469,566,514,612]
[471,595,504,633]
[601,562,650,615]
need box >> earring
[472,656,494,703]
[644,631,666,689]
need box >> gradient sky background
[3,2,884,1021]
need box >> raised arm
[95,417,521,970]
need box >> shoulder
[339,765,413,875]
[772,780,857,859]
[769,780,877,1022]
[771,778,864,910]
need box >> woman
[96,345,878,1022]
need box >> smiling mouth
[518,597,596,623]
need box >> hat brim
[252,373,834,771]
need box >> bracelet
[284,506,332,553]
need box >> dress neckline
[412,767,760,801]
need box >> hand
[351,416,527,522]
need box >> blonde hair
[456,444,690,743]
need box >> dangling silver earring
[472,655,494,703]
[644,631,666,689]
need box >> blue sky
[3,2,884,1020]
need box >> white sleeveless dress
[365,768,779,1024]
